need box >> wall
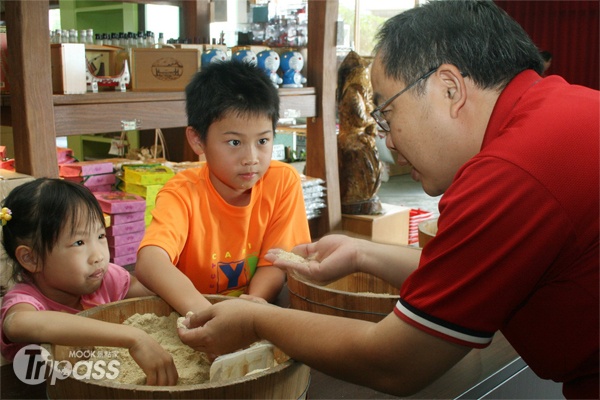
[495,0,599,90]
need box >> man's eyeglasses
[371,66,439,133]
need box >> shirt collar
[482,70,543,149]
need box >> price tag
[108,139,127,156]
[121,119,141,131]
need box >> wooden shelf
[51,88,316,136]
[4,0,341,237]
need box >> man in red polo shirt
[177,2,598,398]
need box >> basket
[418,217,438,248]
[287,272,399,323]
[47,296,310,399]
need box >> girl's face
[33,216,109,307]
[198,113,274,205]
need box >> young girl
[0,178,178,386]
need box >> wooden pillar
[306,0,342,236]
[5,0,59,177]
[182,0,210,44]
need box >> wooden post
[6,0,59,177]
[181,0,211,44]
[306,0,342,237]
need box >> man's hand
[265,234,359,284]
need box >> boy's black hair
[185,60,280,142]
[1,178,106,283]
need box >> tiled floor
[377,171,441,216]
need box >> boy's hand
[128,332,178,386]
[239,294,268,304]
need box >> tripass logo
[13,344,121,385]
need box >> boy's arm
[125,275,155,298]
[247,267,286,303]
[135,245,212,315]
[3,303,178,386]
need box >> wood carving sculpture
[337,51,383,215]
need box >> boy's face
[196,113,274,204]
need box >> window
[145,4,180,44]
[338,0,425,56]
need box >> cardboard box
[63,173,116,187]
[107,230,145,247]
[123,164,174,185]
[130,48,200,91]
[0,169,35,197]
[118,181,162,204]
[50,43,87,94]
[59,160,114,178]
[111,253,137,267]
[109,240,142,258]
[105,219,145,236]
[87,184,113,193]
[173,44,205,67]
[109,210,145,226]
[342,204,410,246]
[94,191,146,214]
[84,44,119,76]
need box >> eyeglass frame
[371,66,439,133]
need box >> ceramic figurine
[256,50,283,88]
[231,49,257,66]
[86,59,130,93]
[280,51,307,88]
[336,51,383,215]
[201,48,228,70]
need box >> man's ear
[185,126,205,156]
[15,245,38,273]
[437,64,467,119]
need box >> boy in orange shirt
[135,61,311,315]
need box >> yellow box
[118,181,162,205]
[122,164,174,185]
[50,43,87,94]
[130,48,200,91]
[342,204,410,246]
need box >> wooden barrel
[287,271,399,323]
[418,218,438,248]
[47,296,310,399]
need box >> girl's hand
[128,331,178,386]
[265,234,359,285]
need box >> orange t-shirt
[139,161,311,295]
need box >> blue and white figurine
[201,48,228,70]
[231,49,257,66]
[256,50,283,88]
[280,51,307,88]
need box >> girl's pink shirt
[0,263,130,360]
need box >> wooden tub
[418,217,438,248]
[47,296,310,399]
[287,271,400,323]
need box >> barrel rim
[50,296,300,390]
[287,271,400,299]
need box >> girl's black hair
[1,178,105,283]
